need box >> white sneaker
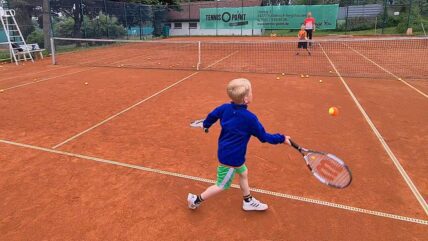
[187,193,200,210]
[242,197,268,211]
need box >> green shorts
[216,164,247,190]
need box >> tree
[42,0,51,51]
[8,0,42,38]
[49,0,103,38]
[53,13,126,38]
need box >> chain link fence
[1,0,427,48]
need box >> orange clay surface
[0,37,427,240]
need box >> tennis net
[51,37,428,79]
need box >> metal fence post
[188,1,191,36]
[81,0,86,38]
[406,0,413,30]
[139,5,143,40]
[103,0,109,38]
[124,2,128,39]
[382,0,387,34]
[241,0,243,36]
[345,5,349,34]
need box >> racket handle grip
[204,128,209,133]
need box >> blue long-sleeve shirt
[203,103,285,167]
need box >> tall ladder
[0,8,33,64]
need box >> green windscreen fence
[200,4,339,30]
[0,30,7,42]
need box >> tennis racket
[289,139,352,189]
[190,119,208,133]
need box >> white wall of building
[168,22,262,36]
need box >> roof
[168,0,263,21]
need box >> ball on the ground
[319,80,323,83]
[305,75,309,78]
[398,78,402,81]
[0,89,4,92]
[300,74,304,78]
[329,107,339,116]
[84,82,88,85]
[281,73,285,76]
[329,70,333,73]
[276,77,280,80]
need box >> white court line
[344,44,427,99]
[0,62,72,83]
[320,44,428,216]
[2,68,95,91]
[52,72,198,149]
[52,51,238,149]
[0,138,427,226]
[0,49,122,83]
[204,51,239,68]
[0,46,191,92]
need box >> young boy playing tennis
[296,25,311,56]
[188,78,290,211]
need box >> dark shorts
[305,29,313,40]
[298,41,307,49]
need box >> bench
[17,43,45,60]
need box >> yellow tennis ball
[305,75,309,78]
[329,107,339,116]
[281,73,285,76]
[319,80,323,83]
[0,89,4,93]
[84,82,88,85]
[329,70,333,73]
[300,74,304,78]
[276,77,280,80]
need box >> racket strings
[306,153,351,188]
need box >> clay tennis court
[0,36,427,240]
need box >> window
[174,23,182,29]
[189,22,197,29]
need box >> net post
[197,41,201,70]
[421,22,426,36]
[50,37,56,65]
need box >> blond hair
[227,78,251,103]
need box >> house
[167,0,263,36]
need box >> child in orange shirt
[296,25,311,56]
